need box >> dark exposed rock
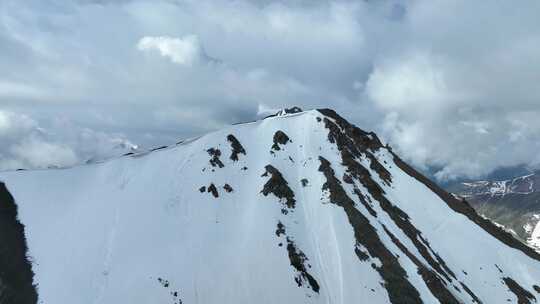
[274,222,319,293]
[355,245,370,261]
[287,237,320,293]
[320,110,457,283]
[207,148,224,168]
[367,153,392,185]
[207,183,219,198]
[232,120,257,125]
[0,182,38,304]
[503,277,536,304]
[301,178,309,187]
[275,222,286,237]
[227,134,246,161]
[317,108,384,152]
[460,282,483,303]
[318,110,391,185]
[157,278,183,304]
[223,184,233,193]
[158,277,170,288]
[343,173,354,184]
[533,285,540,293]
[352,188,378,217]
[261,165,296,214]
[374,185,456,282]
[199,186,206,193]
[382,225,461,304]
[318,157,423,304]
[271,131,291,151]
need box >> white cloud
[366,53,452,111]
[0,80,49,100]
[2,0,540,180]
[256,104,280,117]
[0,111,36,136]
[10,137,78,169]
[137,35,202,66]
[0,110,137,171]
[0,111,77,169]
[366,50,540,180]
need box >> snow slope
[1,108,540,304]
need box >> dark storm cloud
[1,0,540,179]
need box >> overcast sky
[1,0,540,180]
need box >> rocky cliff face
[1,108,540,304]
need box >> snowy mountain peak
[276,106,303,116]
[267,106,304,118]
[1,109,540,304]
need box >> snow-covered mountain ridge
[455,173,540,198]
[1,108,540,304]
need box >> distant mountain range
[450,171,540,251]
